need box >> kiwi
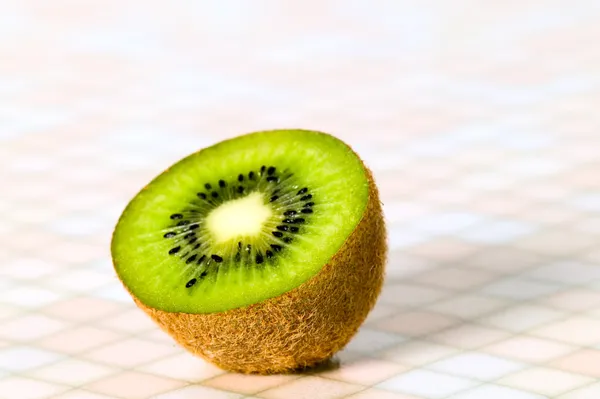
[111,129,386,374]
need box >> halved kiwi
[111,129,386,374]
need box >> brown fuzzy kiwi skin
[122,167,386,374]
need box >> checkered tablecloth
[2,1,600,398]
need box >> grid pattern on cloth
[1,1,600,398]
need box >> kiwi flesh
[111,129,386,374]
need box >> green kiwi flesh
[111,130,369,314]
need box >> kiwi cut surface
[113,130,369,314]
[112,129,386,373]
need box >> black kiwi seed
[266,250,273,258]
[219,180,226,188]
[186,254,197,264]
[284,210,297,216]
[283,237,293,243]
[260,165,266,175]
[169,246,181,255]
[200,271,208,278]
[238,174,244,182]
[266,176,278,183]
[197,193,207,199]
[238,241,242,249]
[170,213,183,220]
[301,209,313,214]
[237,186,244,193]
[272,231,284,238]
[290,227,299,233]
[183,233,195,239]
[256,253,264,264]
[197,254,206,264]
[163,232,176,238]
[188,224,199,230]
[270,195,279,202]
[186,278,197,288]
[300,194,312,201]
[246,244,252,252]
[188,237,198,244]
[304,202,314,207]
[193,243,201,250]
[282,218,294,224]
[276,225,289,232]
[205,183,212,190]
[211,191,219,198]
[270,244,282,252]
[177,220,189,226]
[211,254,223,262]
[297,187,308,195]
[267,166,276,175]
[249,171,255,180]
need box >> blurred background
[1,1,600,398]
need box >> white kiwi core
[206,192,273,244]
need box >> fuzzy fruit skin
[128,168,386,374]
